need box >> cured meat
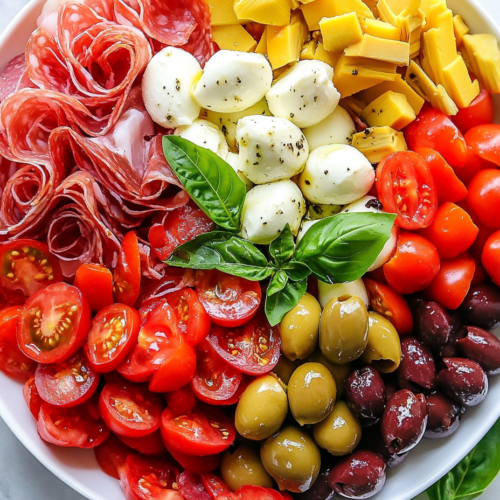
[0,54,35,103]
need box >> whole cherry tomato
[455,146,495,186]
[467,169,500,228]
[452,89,494,134]
[114,231,141,307]
[465,124,500,165]
[482,230,500,286]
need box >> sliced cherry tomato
[202,473,233,499]
[0,239,62,304]
[207,314,281,375]
[35,351,100,408]
[161,403,236,456]
[235,486,283,500]
[118,430,167,456]
[191,339,243,405]
[383,232,441,295]
[94,434,134,479]
[99,378,163,438]
[149,202,214,261]
[419,202,479,259]
[168,447,223,474]
[114,232,141,307]
[84,304,140,373]
[23,376,43,419]
[482,230,500,287]
[37,397,110,448]
[177,471,213,500]
[455,146,495,186]
[414,147,467,204]
[164,385,197,416]
[467,169,500,228]
[364,279,413,336]
[376,151,437,229]
[17,282,91,364]
[404,104,467,168]
[0,306,36,381]
[452,89,494,134]
[465,124,500,166]
[425,255,476,310]
[74,263,114,311]
[197,270,262,328]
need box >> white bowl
[1,1,500,499]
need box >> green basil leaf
[265,278,307,326]
[294,212,396,284]
[167,231,275,281]
[163,136,246,232]
[269,224,295,265]
[426,419,500,500]
[283,261,312,282]
[267,270,289,296]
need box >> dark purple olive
[460,283,500,329]
[345,366,386,425]
[439,311,467,358]
[294,467,335,500]
[413,301,452,350]
[424,392,464,439]
[458,326,500,375]
[398,338,436,392]
[360,426,409,468]
[384,380,399,402]
[328,451,386,499]
[381,389,427,454]
[436,357,488,407]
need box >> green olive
[313,400,361,456]
[280,293,321,361]
[307,351,351,398]
[261,426,321,493]
[235,375,288,441]
[288,362,336,425]
[221,444,274,491]
[319,295,369,365]
[273,356,303,385]
[360,312,402,373]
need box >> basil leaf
[426,419,500,500]
[283,261,312,282]
[163,136,246,232]
[294,212,396,284]
[167,231,275,281]
[265,278,307,326]
[269,224,295,265]
[267,270,288,296]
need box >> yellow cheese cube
[361,91,416,130]
[363,0,379,16]
[315,42,340,67]
[212,25,257,52]
[300,40,317,60]
[300,0,373,31]
[234,0,292,26]
[331,0,374,19]
[453,15,469,47]
[208,0,241,25]
[443,56,480,108]
[320,13,363,53]
[462,34,500,94]
[361,18,401,40]
[352,126,408,163]
[340,96,367,116]
[255,27,268,54]
[299,0,316,4]
[344,34,410,66]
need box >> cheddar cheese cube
[344,34,410,66]
[360,91,416,130]
[208,0,241,25]
[462,34,500,94]
[352,126,408,163]
[320,13,363,53]
[453,15,469,47]
[212,25,257,52]
[360,18,401,40]
[300,0,373,31]
[234,0,292,26]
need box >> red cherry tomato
[17,282,91,364]
[452,89,494,134]
[0,306,36,381]
[114,232,141,307]
[207,314,281,375]
[197,270,262,327]
[118,430,167,456]
[23,376,43,419]
[465,124,500,166]
[168,447,223,474]
[425,255,476,310]
[376,151,437,229]
[235,486,284,500]
[364,279,413,336]
[75,263,114,311]
[164,385,197,416]
[94,434,134,479]
[467,169,500,228]
[482,230,500,286]
[419,202,479,259]
[35,351,100,408]
[202,473,233,498]
[383,232,441,295]
[455,146,495,186]
[404,104,467,168]
[0,239,62,304]
[84,304,140,373]
[99,378,163,438]
[472,262,489,285]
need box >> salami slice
[0,54,33,103]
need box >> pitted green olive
[235,374,288,441]
[221,444,274,491]
[360,312,402,373]
[288,362,336,425]
[313,400,362,456]
[273,356,303,385]
[280,293,321,361]
[307,350,351,398]
[319,295,369,365]
[261,426,321,493]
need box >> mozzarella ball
[303,106,356,150]
[299,144,375,205]
[193,51,273,113]
[236,115,309,185]
[175,119,229,159]
[266,60,341,128]
[226,152,254,191]
[241,180,306,245]
[318,280,369,309]
[297,219,320,244]
[143,47,202,128]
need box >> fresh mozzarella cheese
[142,47,202,129]
[296,219,320,243]
[299,144,375,205]
[241,180,306,245]
[266,60,341,128]
[303,106,356,150]
[236,115,309,184]
[318,280,369,309]
[175,119,229,159]
[226,152,254,191]
[192,51,273,113]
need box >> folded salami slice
[0,54,35,103]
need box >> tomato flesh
[118,430,167,456]
[94,434,134,479]
[75,264,114,311]
[114,232,141,307]
[202,474,233,499]
[23,376,43,419]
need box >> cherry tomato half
[17,282,91,364]
[376,151,437,229]
[236,486,284,500]
[197,270,262,328]
[74,264,114,311]
[452,89,494,134]
[94,434,134,479]
[114,232,141,307]
[465,124,500,166]
[202,474,233,498]
[168,447,222,474]
[23,376,43,419]
[118,430,167,456]
[467,169,500,228]
[177,471,214,500]
[482,230,500,287]
[164,385,197,416]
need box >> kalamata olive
[424,392,464,439]
[381,389,427,454]
[398,338,436,392]
[436,357,488,407]
[360,427,409,468]
[439,311,466,358]
[345,366,386,425]
[458,326,500,375]
[412,300,452,350]
[294,467,335,500]
[460,283,500,329]
[328,450,386,499]
[384,381,399,402]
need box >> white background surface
[0,0,500,499]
